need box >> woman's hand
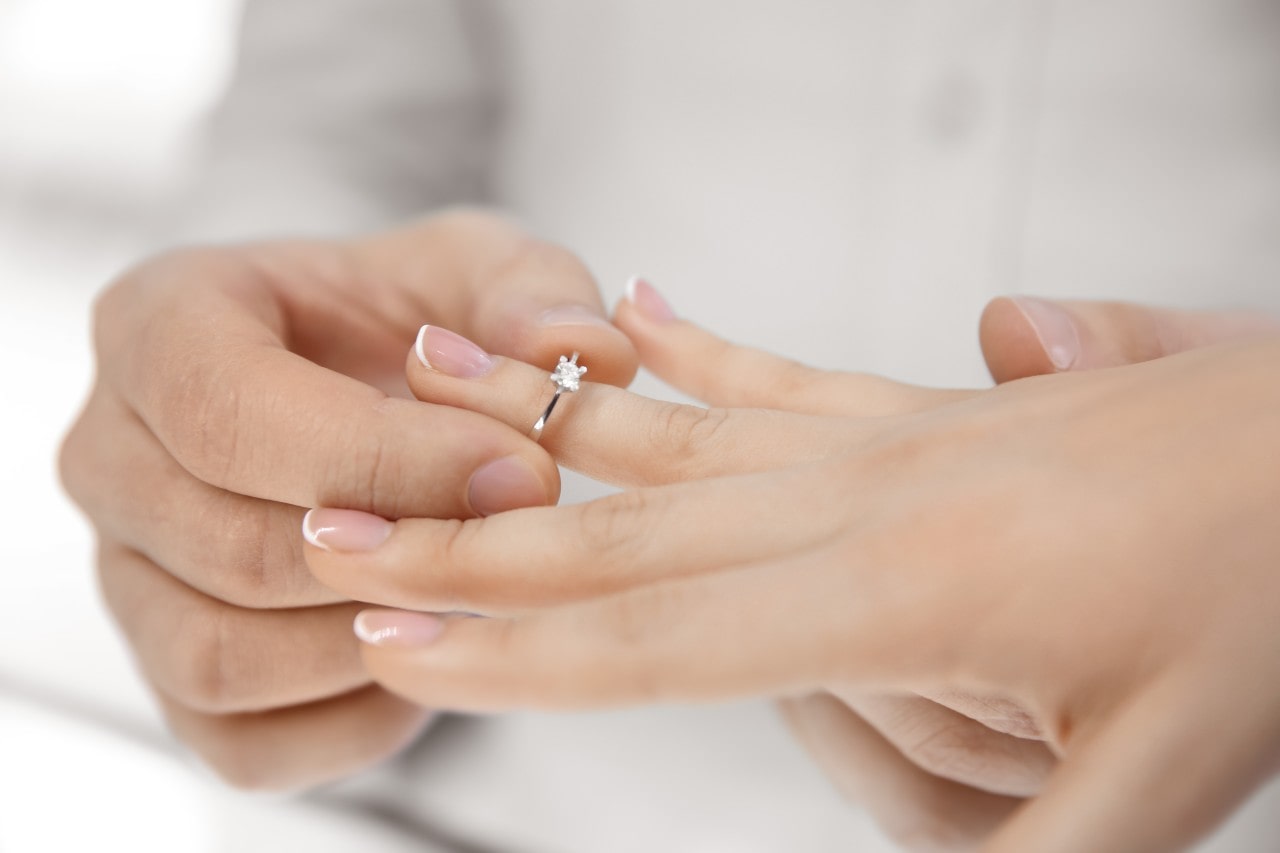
[305,282,1280,850]
[58,210,639,790]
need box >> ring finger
[406,325,873,486]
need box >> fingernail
[354,609,445,648]
[415,325,494,378]
[468,455,548,517]
[303,508,394,552]
[539,304,613,328]
[1012,297,1079,370]
[624,276,676,324]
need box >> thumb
[979,296,1280,384]
[984,671,1280,853]
[354,210,640,387]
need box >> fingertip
[537,320,639,389]
[623,276,677,324]
[355,609,446,648]
[467,453,561,518]
[613,277,696,372]
[495,298,639,388]
[979,296,1061,384]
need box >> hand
[58,210,638,790]
[784,295,1280,849]
[784,295,1280,848]
[305,282,1280,851]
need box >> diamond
[550,352,587,392]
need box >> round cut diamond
[550,353,587,392]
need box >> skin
[58,210,640,790]
[60,201,1278,841]
[304,290,1280,852]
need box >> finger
[352,211,639,387]
[979,296,1280,383]
[158,686,430,791]
[921,687,1047,742]
[98,542,370,714]
[406,324,872,486]
[354,549,935,712]
[780,694,1021,851]
[302,463,851,613]
[838,691,1056,798]
[614,277,974,415]
[95,248,558,519]
[60,389,340,608]
[985,669,1280,853]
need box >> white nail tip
[300,509,330,552]
[414,324,431,369]
[624,275,642,304]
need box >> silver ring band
[530,352,586,442]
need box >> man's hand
[58,210,638,790]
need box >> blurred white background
[0,0,238,735]
[0,3,415,850]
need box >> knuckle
[422,518,474,610]
[92,248,202,356]
[903,722,998,786]
[89,266,142,350]
[93,547,132,622]
[576,491,655,561]
[605,585,663,648]
[170,606,241,713]
[56,414,94,511]
[124,329,250,490]
[770,357,826,398]
[607,583,681,653]
[471,618,542,709]
[717,346,826,407]
[323,424,410,517]
[210,500,303,609]
[652,403,731,472]
[163,354,248,487]
[595,586,683,702]
[106,251,259,488]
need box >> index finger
[95,247,558,519]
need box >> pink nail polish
[415,325,494,378]
[1012,297,1080,371]
[624,276,676,324]
[468,455,548,517]
[354,609,445,647]
[303,508,394,552]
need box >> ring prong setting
[550,352,587,393]
[531,352,587,442]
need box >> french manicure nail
[303,508,394,552]
[1012,297,1079,371]
[354,609,445,647]
[468,455,548,517]
[624,276,676,324]
[539,304,613,328]
[415,325,494,378]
